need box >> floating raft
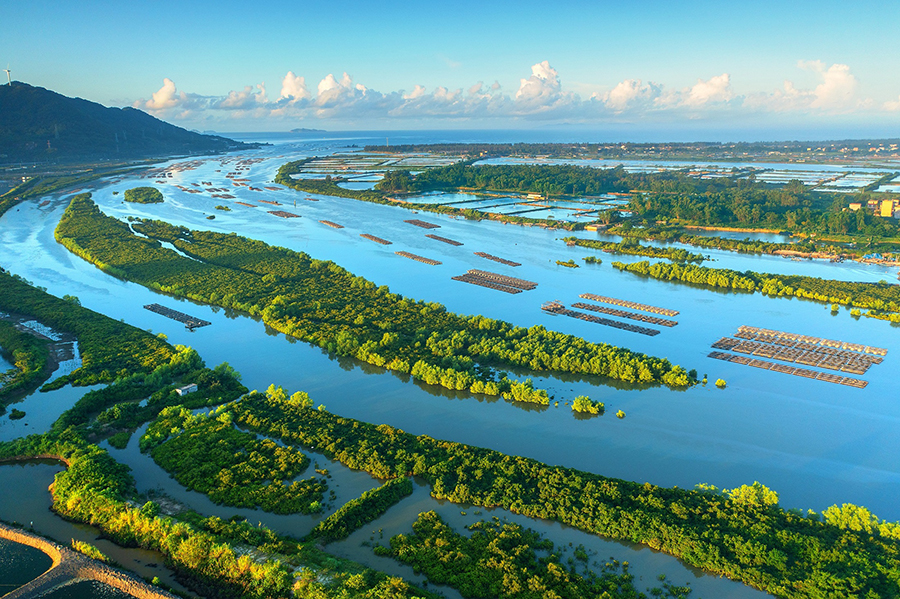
[234,201,257,207]
[542,301,660,336]
[268,211,300,219]
[405,219,440,229]
[735,325,887,357]
[264,186,281,191]
[425,234,463,246]
[579,293,678,316]
[305,197,319,202]
[144,303,211,330]
[360,234,392,245]
[319,220,344,229]
[257,199,281,205]
[468,269,536,290]
[473,252,521,267]
[452,273,522,294]
[571,302,678,327]
[396,251,441,265]
[708,351,867,388]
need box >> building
[848,202,862,211]
[176,383,198,396]
[881,200,896,218]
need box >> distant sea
[221,127,900,146]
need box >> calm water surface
[0,138,897,595]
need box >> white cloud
[140,78,182,110]
[601,79,662,111]
[280,71,310,102]
[746,61,861,113]
[684,73,733,106]
[131,59,895,126]
[884,95,900,111]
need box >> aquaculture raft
[474,252,521,267]
[395,251,441,265]
[425,234,463,246]
[268,211,300,219]
[452,273,521,294]
[571,302,678,327]
[360,234,392,245]
[542,301,660,336]
[234,201,257,207]
[735,325,887,356]
[404,219,440,229]
[708,351,867,388]
[319,220,344,229]
[468,270,537,290]
[579,293,679,316]
[144,303,211,331]
[257,199,281,205]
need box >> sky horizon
[4,0,900,140]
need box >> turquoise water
[0,138,898,596]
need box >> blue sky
[4,0,900,138]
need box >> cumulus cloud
[132,58,893,126]
[600,79,662,111]
[746,61,861,113]
[140,78,182,110]
[280,71,310,102]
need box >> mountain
[0,82,255,163]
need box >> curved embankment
[0,521,177,599]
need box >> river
[0,132,897,596]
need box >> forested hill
[0,82,253,163]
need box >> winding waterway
[1,132,898,596]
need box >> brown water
[0,461,192,597]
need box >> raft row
[396,251,442,265]
[268,211,300,219]
[468,269,537,290]
[542,301,660,336]
[257,199,281,205]
[319,220,344,229]
[404,219,440,229]
[579,293,679,316]
[144,303,211,330]
[425,234,463,246]
[234,201,257,207]
[711,337,877,375]
[473,252,521,267]
[571,302,678,327]
[707,351,868,388]
[452,274,522,294]
[360,234,392,245]
[735,325,887,357]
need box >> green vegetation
[140,400,327,515]
[564,236,706,263]
[214,205,231,211]
[0,320,50,411]
[571,395,604,415]
[123,186,163,204]
[583,255,602,264]
[556,258,580,268]
[0,270,174,390]
[275,161,585,230]
[716,379,727,389]
[308,477,414,543]
[71,539,109,562]
[612,260,900,314]
[616,410,626,419]
[54,194,695,397]
[8,408,25,420]
[0,431,434,599]
[375,511,672,599]
[233,388,900,598]
[0,167,143,219]
[608,225,817,256]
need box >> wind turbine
[3,65,9,85]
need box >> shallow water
[0,461,189,595]
[327,480,771,599]
[0,140,898,597]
